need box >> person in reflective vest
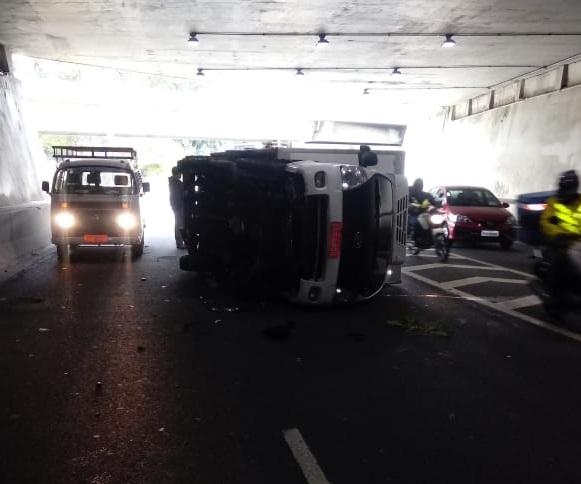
[539,169,581,311]
[408,178,436,240]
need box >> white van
[42,146,150,261]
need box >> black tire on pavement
[56,244,69,262]
[500,238,514,250]
[132,237,144,258]
[435,235,450,262]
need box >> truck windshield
[53,166,136,195]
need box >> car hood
[448,206,512,221]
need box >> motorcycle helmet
[558,170,579,199]
[413,178,424,192]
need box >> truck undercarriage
[178,151,310,293]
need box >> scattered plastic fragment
[211,306,239,313]
[38,328,49,332]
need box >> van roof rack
[52,146,137,160]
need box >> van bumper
[51,235,143,246]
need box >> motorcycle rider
[408,178,437,243]
[539,169,581,314]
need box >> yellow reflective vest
[540,196,581,240]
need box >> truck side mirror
[41,181,50,193]
[360,151,378,167]
[142,182,150,193]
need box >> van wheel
[56,244,69,262]
[132,238,144,258]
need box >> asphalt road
[1,236,581,484]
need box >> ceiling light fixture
[188,32,199,45]
[316,33,330,47]
[363,88,370,95]
[196,68,205,76]
[442,34,456,48]
[391,67,403,75]
[295,68,305,76]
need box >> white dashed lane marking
[439,276,528,290]
[283,428,331,484]
[403,251,581,343]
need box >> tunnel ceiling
[2,0,581,111]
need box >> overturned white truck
[178,146,408,305]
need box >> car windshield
[447,188,502,207]
[53,166,136,195]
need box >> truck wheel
[132,238,144,258]
[179,253,218,272]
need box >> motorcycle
[529,241,581,319]
[407,207,451,262]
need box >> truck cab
[42,146,150,261]
[177,145,408,305]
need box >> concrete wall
[0,46,51,274]
[435,84,581,201]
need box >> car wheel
[500,238,513,250]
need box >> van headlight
[55,212,75,229]
[116,213,137,229]
[340,166,368,190]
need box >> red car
[428,185,517,249]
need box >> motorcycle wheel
[434,235,450,262]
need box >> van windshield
[53,166,137,195]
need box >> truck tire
[179,253,218,272]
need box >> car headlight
[430,214,445,225]
[505,215,517,225]
[340,165,368,191]
[314,171,326,188]
[54,212,75,229]
[116,212,137,229]
[449,213,472,223]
